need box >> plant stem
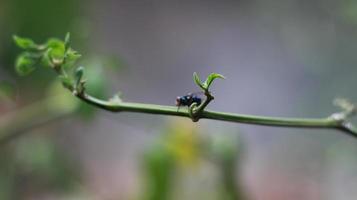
[74,92,357,138]
[189,90,215,122]
[13,35,357,139]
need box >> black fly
[176,92,203,109]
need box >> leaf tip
[64,32,71,50]
[65,32,70,41]
[13,35,36,49]
[12,35,19,41]
[15,53,36,76]
[193,72,206,90]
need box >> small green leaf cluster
[13,33,124,119]
[13,33,82,91]
[193,72,225,92]
[188,72,225,121]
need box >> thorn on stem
[334,98,356,118]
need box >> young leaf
[74,66,85,92]
[40,48,51,67]
[13,35,37,49]
[63,48,81,69]
[64,32,71,51]
[203,73,225,89]
[15,53,36,76]
[75,66,84,83]
[193,72,206,90]
[46,38,65,60]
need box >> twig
[72,90,357,138]
[12,34,357,139]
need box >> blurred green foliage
[12,33,124,119]
[2,0,83,73]
[0,81,16,106]
[0,0,86,199]
[143,145,175,200]
[0,135,81,199]
[0,0,124,197]
[141,121,244,200]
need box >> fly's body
[176,93,202,107]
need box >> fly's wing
[175,92,204,107]
[187,91,205,96]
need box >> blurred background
[1,0,357,199]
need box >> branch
[12,34,357,139]
[71,91,356,137]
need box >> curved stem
[47,43,357,138]
[74,91,357,138]
[13,35,357,140]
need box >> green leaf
[46,38,65,60]
[74,66,85,93]
[64,32,71,51]
[75,66,84,83]
[41,48,53,67]
[13,35,37,49]
[203,73,225,89]
[15,53,36,76]
[193,72,205,90]
[67,49,81,61]
[59,75,74,90]
[63,48,81,69]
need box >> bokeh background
[1,0,357,199]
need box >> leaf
[46,38,65,60]
[15,53,36,76]
[64,32,71,51]
[13,35,37,49]
[75,66,84,83]
[63,48,81,69]
[41,48,53,67]
[74,66,85,93]
[203,73,225,89]
[193,72,205,90]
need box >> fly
[176,92,203,108]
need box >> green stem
[189,90,214,122]
[13,35,357,141]
[49,46,357,138]
[74,92,357,137]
